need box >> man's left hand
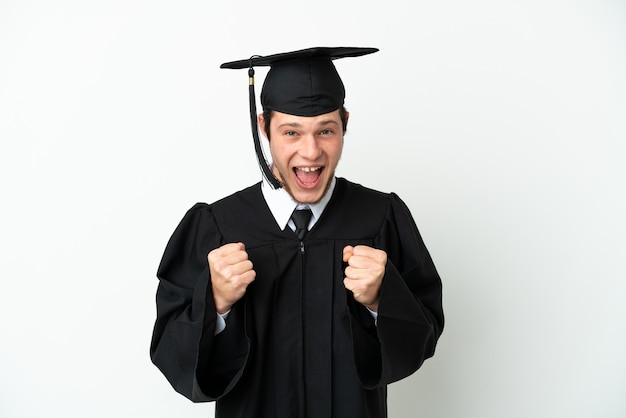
[343,245,387,312]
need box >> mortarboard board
[221,47,379,189]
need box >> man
[151,47,444,417]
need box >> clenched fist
[208,242,256,314]
[343,245,387,312]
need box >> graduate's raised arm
[208,242,256,314]
[343,245,387,312]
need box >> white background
[1,0,625,417]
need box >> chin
[288,180,332,204]
[290,190,323,204]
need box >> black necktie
[291,208,312,240]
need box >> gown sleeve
[149,203,249,402]
[353,193,444,387]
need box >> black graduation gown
[150,178,444,418]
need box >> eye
[284,130,298,137]
[320,129,333,135]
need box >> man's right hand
[208,242,256,314]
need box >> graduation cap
[221,47,379,189]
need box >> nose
[299,135,322,160]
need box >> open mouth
[294,166,323,188]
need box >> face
[259,110,347,204]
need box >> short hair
[262,107,349,140]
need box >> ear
[345,111,350,131]
[258,114,268,140]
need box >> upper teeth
[298,167,321,172]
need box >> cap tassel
[248,63,282,189]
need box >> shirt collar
[261,176,336,231]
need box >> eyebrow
[276,119,339,130]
